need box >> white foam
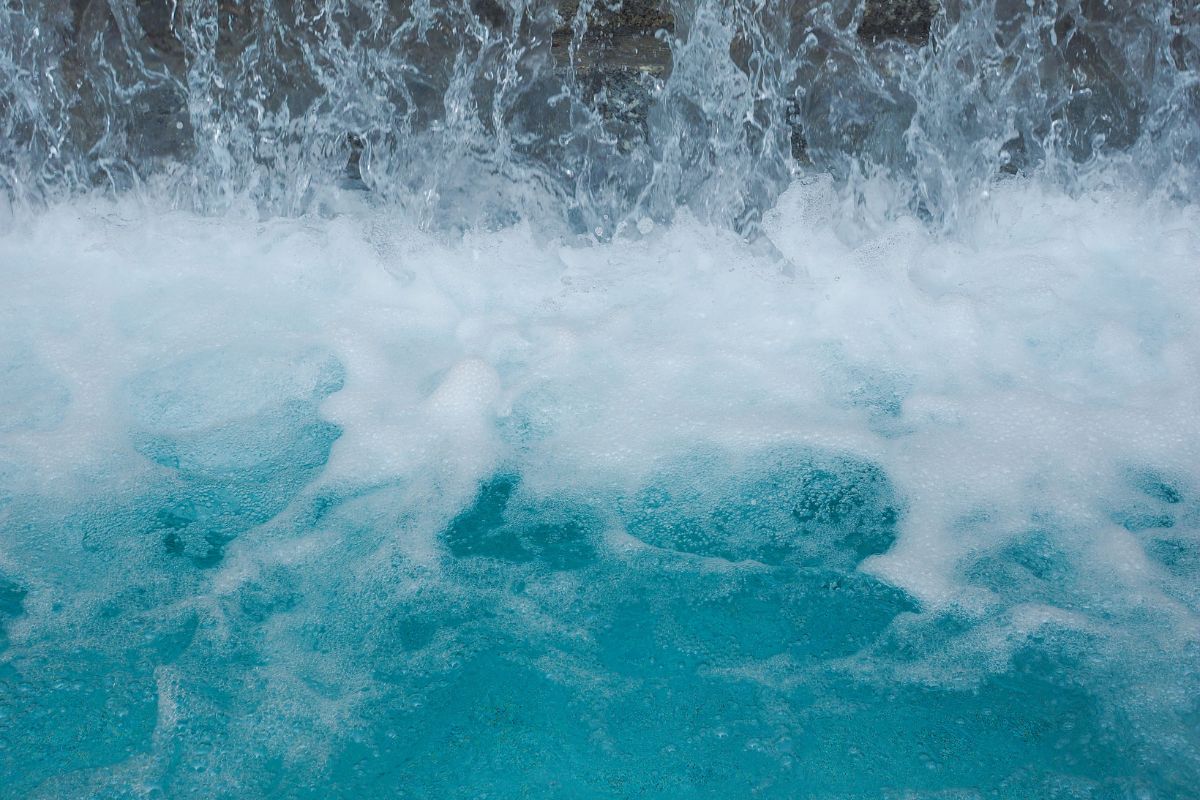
[0,179,1197,630]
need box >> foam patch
[0,181,1198,797]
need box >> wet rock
[858,0,939,45]
[46,0,950,198]
[550,0,940,161]
[553,0,674,71]
[552,1,673,148]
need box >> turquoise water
[2,0,1200,795]
[3,446,1192,798]
[1,190,1199,797]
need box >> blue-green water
[2,414,1198,797]
[2,191,1200,797]
[2,186,1200,798]
[0,476,1136,797]
[2,0,1200,795]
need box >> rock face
[553,1,674,74]
[858,0,939,44]
[553,1,939,159]
[51,1,942,185]
[552,1,675,149]
[553,0,938,75]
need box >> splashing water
[1,1,1199,798]
[3,0,1197,230]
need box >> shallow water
[2,1,1200,798]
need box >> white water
[3,175,1197,622]
[1,3,1199,788]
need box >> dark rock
[556,0,674,38]
[551,1,674,83]
[45,0,948,198]
[549,1,941,162]
[858,0,939,45]
[551,1,674,152]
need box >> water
[1,1,1199,798]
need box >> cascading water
[1,1,1199,797]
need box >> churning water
[1,1,1199,797]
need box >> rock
[858,0,939,45]
[46,0,946,193]
[551,1,674,148]
[548,1,940,160]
